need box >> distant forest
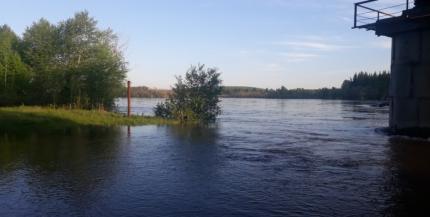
[225,71,390,100]
[123,86,171,98]
[124,71,390,101]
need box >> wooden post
[127,80,131,117]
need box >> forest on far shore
[124,71,390,101]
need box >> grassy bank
[0,106,178,131]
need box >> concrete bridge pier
[389,27,430,136]
[355,0,430,136]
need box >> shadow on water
[168,124,220,145]
[341,100,389,115]
[0,126,126,216]
[384,137,430,216]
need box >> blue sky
[0,0,398,89]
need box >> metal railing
[353,0,414,28]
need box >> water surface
[1,99,429,216]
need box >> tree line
[223,71,390,100]
[0,11,127,109]
[125,71,390,101]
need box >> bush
[154,64,222,123]
[154,102,172,119]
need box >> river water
[1,98,429,216]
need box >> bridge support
[355,0,430,136]
[389,29,430,136]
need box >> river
[1,98,429,216]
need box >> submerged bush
[154,102,172,118]
[154,64,222,123]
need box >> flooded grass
[0,106,178,131]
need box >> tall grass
[0,106,178,131]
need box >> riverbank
[0,106,178,131]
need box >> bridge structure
[354,0,430,136]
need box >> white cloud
[280,52,319,62]
[275,40,352,51]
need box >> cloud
[275,40,351,51]
[280,52,319,62]
[284,41,336,50]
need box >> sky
[0,0,402,89]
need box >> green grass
[0,106,179,131]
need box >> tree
[60,12,127,109]
[0,25,31,105]
[21,19,60,105]
[154,64,222,123]
[340,71,390,100]
[17,11,127,109]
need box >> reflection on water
[0,127,126,216]
[0,99,429,216]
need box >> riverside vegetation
[1,11,388,129]
[154,64,222,123]
[0,11,143,129]
[0,11,126,109]
[0,106,178,132]
[0,12,222,128]
[0,64,222,128]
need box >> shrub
[154,64,222,123]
